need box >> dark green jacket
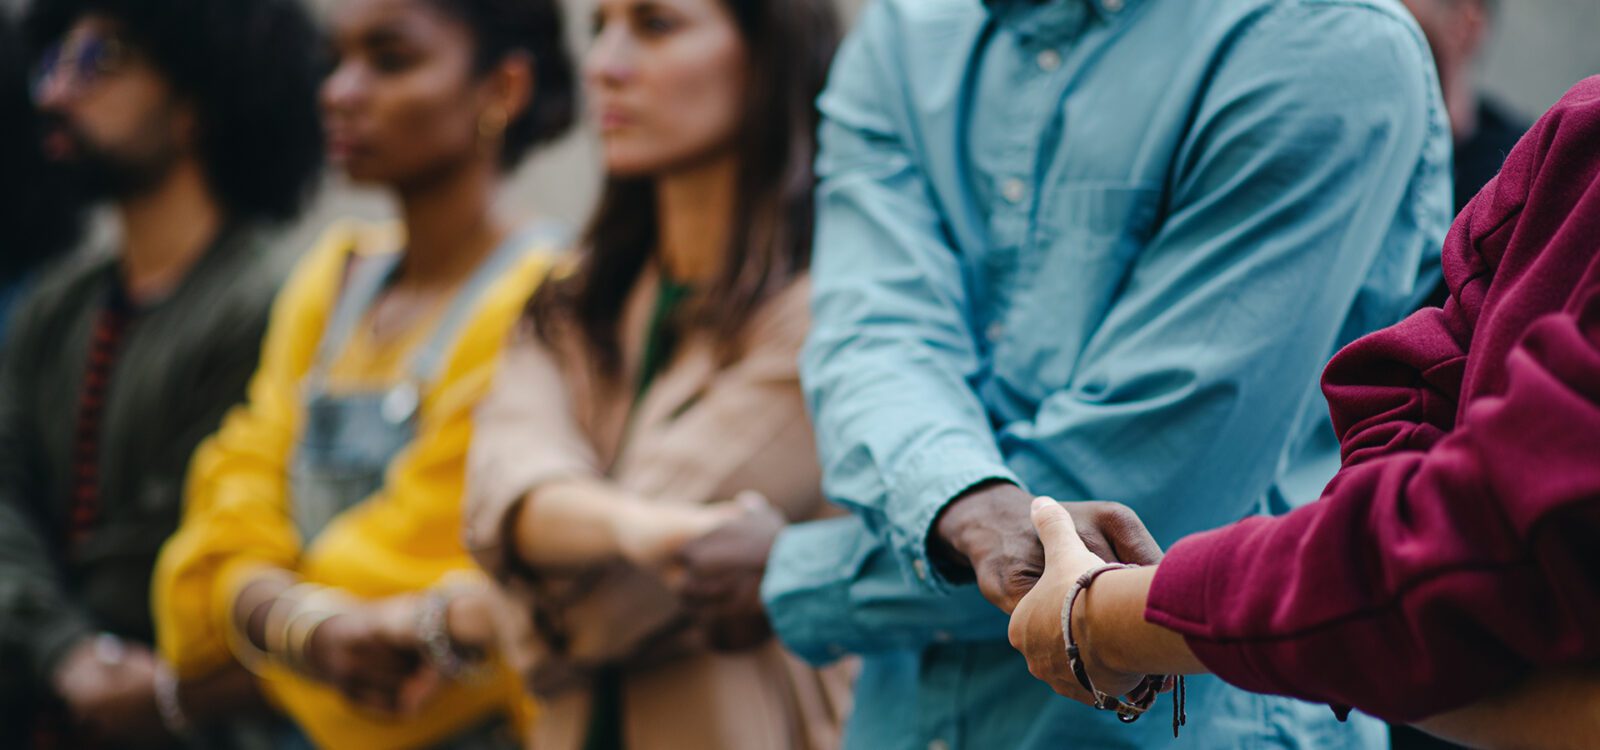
[0,224,298,740]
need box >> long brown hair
[530,0,841,378]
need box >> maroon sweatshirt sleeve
[1144,76,1600,722]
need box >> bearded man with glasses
[0,1,324,747]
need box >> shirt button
[1103,0,1125,12]
[934,630,953,643]
[1036,49,1062,72]
[1001,178,1027,204]
[929,741,951,750]
[912,558,929,581]
[985,322,1004,344]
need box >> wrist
[418,589,488,681]
[933,481,1029,569]
[1073,568,1146,680]
[444,590,496,652]
[1071,576,1116,679]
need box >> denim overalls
[286,227,552,750]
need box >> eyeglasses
[30,35,133,102]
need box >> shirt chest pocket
[996,185,1162,396]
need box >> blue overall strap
[406,221,564,384]
[304,244,404,390]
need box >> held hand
[936,482,1163,613]
[304,597,438,715]
[52,636,170,747]
[671,492,785,651]
[1010,498,1146,702]
[934,482,1048,613]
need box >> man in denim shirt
[760,0,1452,747]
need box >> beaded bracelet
[1062,562,1187,737]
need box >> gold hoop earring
[477,109,507,152]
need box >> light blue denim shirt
[764,0,1452,747]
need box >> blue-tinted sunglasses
[30,35,133,102]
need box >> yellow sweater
[153,222,553,749]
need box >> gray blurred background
[8,0,1599,251]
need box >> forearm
[764,517,1011,663]
[513,478,725,569]
[1062,565,1600,750]
[1078,566,1205,678]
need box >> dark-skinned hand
[671,492,786,652]
[933,481,1161,613]
[302,597,440,716]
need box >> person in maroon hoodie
[1007,75,1600,748]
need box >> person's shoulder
[841,0,989,74]
[1189,0,1436,113]
[865,0,986,30]
[1172,0,1425,63]
[9,241,114,330]
[1201,0,1418,24]
[272,219,396,303]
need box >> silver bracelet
[153,661,191,738]
[416,590,485,682]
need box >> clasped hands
[234,580,500,717]
[934,481,1163,706]
[615,490,788,652]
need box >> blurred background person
[152,0,576,747]
[1402,0,1529,317]
[1403,0,1527,216]
[0,0,325,746]
[0,14,84,342]
[463,0,848,747]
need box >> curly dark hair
[425,0,577,169]
[0,14,84,282]
[24,0,326,223]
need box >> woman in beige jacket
[463,0,847,747]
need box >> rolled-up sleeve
[801,2,1019,592]
[463,321,602,583]
[763,516,1009,665]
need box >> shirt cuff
[888,444,1020,593]
[762,519,878,665]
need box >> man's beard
[39,114,181,202]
